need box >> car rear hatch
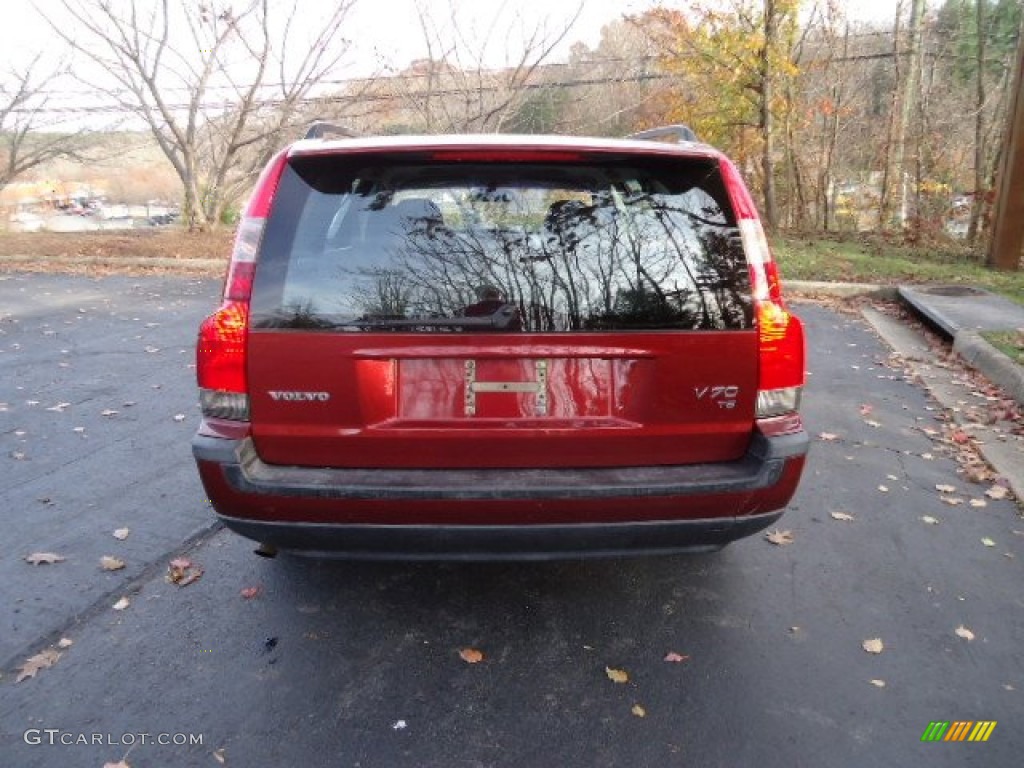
[244,144,762,470]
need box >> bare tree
[49,0,357,230]
[380,0,583,133]
[0,57,85,191]
[558,14,666,137]
[877,1,906,228]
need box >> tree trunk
[968,0,988,243]
[821,23,849,231]
[760,0,778,230]
[878,3,904,229]
[986,12,1024,270]
[895,0,925,230]
[182,157,209,232]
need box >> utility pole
[987,24,1024,271]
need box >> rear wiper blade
[349,304,520,330]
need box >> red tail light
[720,158,805,422]
[757,299,805,392]
[196,150,289,421]
[197,301,249,393]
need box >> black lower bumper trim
[216,511,785,561]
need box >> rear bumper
[192,430,808,559]
[215,512,787,560]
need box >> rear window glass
[250,154,753,332]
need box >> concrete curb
[787,280,900,300]
[863,309,1024,506]
[0,254,223,270]
[954,331,1024,407]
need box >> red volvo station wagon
[193,125,807,559]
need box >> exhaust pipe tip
[254,542,278,558]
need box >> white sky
[8,0,906,70]
[4,0,905,130]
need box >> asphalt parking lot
[1,274,1022,767]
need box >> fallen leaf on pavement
[864,419,882,428]
[240,586,262,599]
[166,557,203,586]
[985,485,1009,500]
[172,413,186,422]
[862,638,884,654]
[935,484,957,494]
[921,515,940,525]
[605,666,629,684]
[878,485,889,493]
[859,404,874,416]
[25,552,65,565]
[213,749,226,764]
[870,679,886,688]
[100,556,125,571]
[16,648,61,682]
[940,497,964,506]
[112,527,130,540]
[664,652,690,663]
[964,466,995,484]
[954,625,975,641]
[830,512,855,522]
[969,499,987,508]
[101,409,118,417]
[103,761,131,768]
[58,637,73,649]
[765,529,794,546]
[112,597,130,611]
[818,432,839,442]
[631,704,646,718]
[981,537,996,548]
[458,648,484,664]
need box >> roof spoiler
[303,121,360,140]
[626,124,700,144]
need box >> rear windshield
[250,154,753,332]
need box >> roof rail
[626,124,700,144]
[303,121,360,140]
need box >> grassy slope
[981,331,1024,363]
[773,233,1024,305]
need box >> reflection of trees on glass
[259,165,754,333]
